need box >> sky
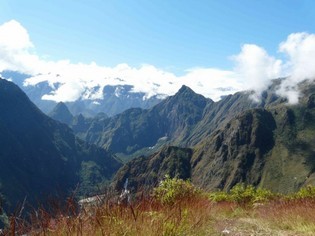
[0,0,315,103]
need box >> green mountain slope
[0,79,122,209]
[192,85,315,193]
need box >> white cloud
[277,33,315,104]
[0,20,37,74]
[232,44,282,101]
[180,68,241,101]
[1,20,315,104]
[42,80,84,102]
[280,33,315,81]
[0,20,33,50]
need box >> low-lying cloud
[1,20,315,104]
[277,33,315,103]
[233,44,282,101]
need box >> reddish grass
[3,195,315,235]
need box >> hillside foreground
[3,177,315,236]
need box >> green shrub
[153,175,201,205]
[230,183,274,205]
[209,183,274,205]
[230,183,255,205]
[254,188,275,202]
[289,185,315,200]
[208,191,230,202]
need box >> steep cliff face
[191,108,276,190]
[260,105,315,192]
[186,79,287,146]
[191,82,315,193]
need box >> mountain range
[53,82,283,160]
[1,70,163,117]
[106,80,315,194]
[1,73,315,219]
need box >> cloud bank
[1,20,315,104]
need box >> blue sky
[0,0,315,103]
[1,0,314,72]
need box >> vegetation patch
[3,178,315,235]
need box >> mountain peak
[174,85,214,103]
[49,102,73,125]
[54,102,70,112]
[177,85,196,95]
[170,85,213,105]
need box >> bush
[209,183,274,205]
[208,191,230,202]
[230,183,274,205]
[229,183,255,205]
[289,185,315,200]
[153,175,201,205]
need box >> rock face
[191,108,276,190]
[0,79,122,208]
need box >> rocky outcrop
[111,146,193,193]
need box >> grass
[3,182,315,235]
